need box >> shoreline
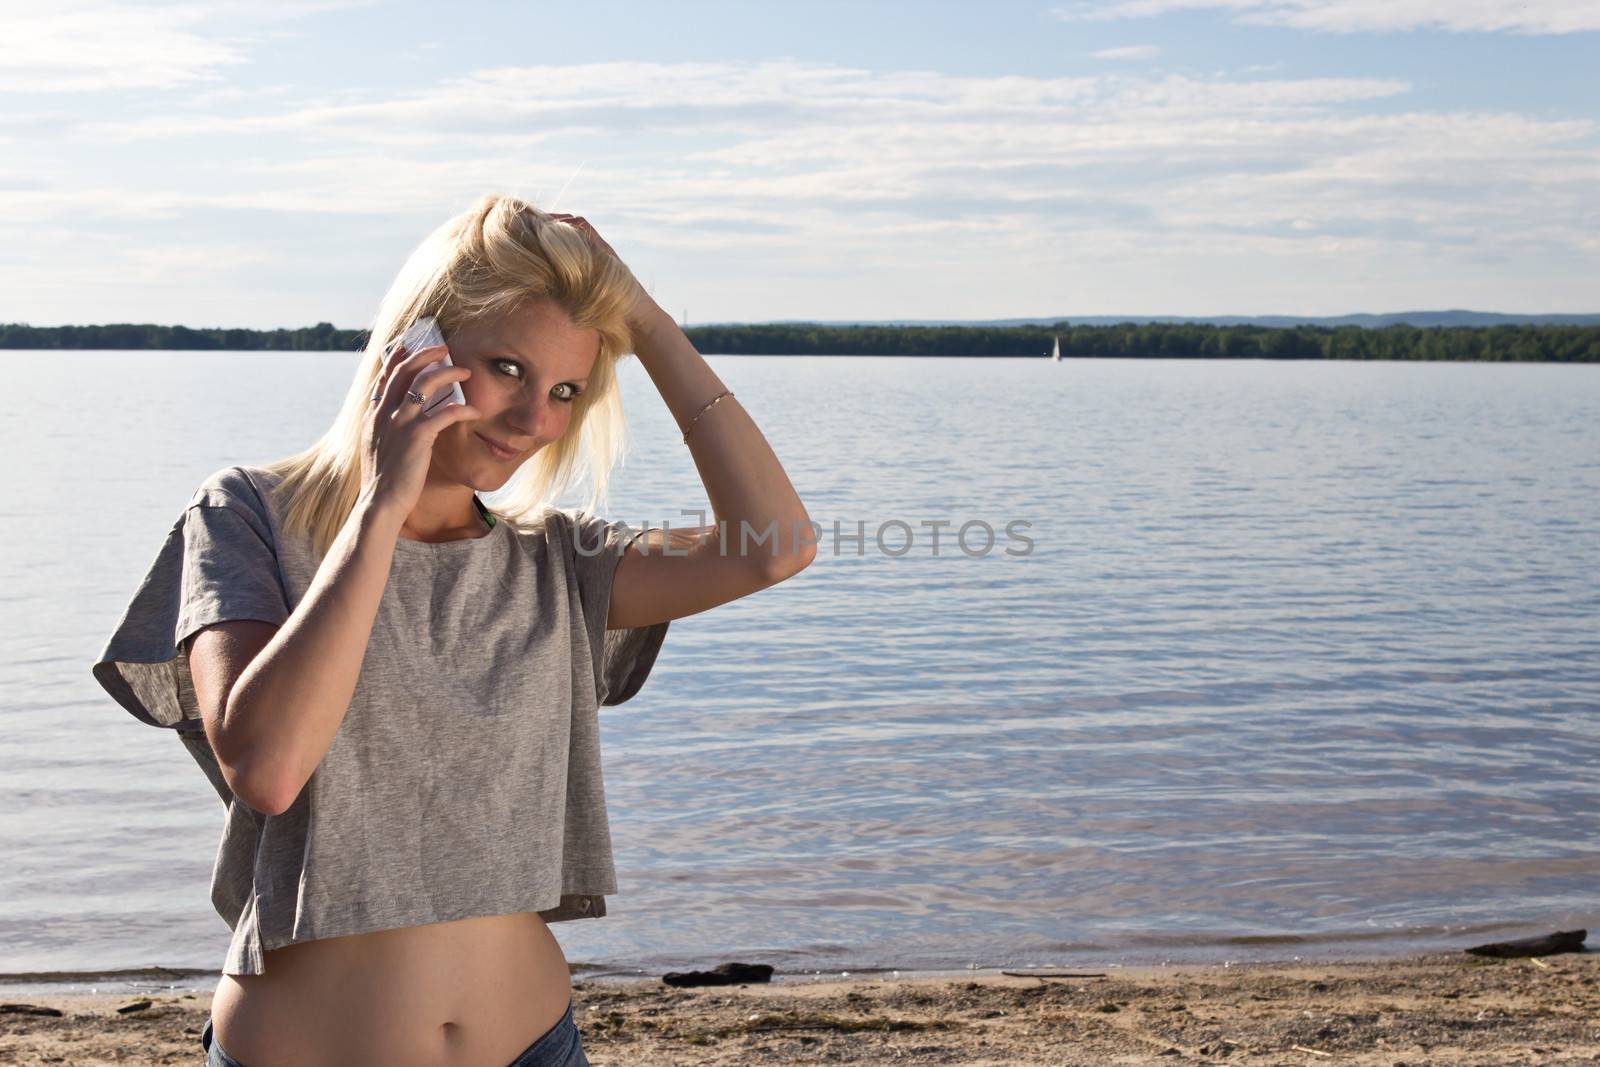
[0,946,1506,998]
[1,935,1568,997]
[3,949,1595,1064]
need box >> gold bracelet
[681,390,735,444]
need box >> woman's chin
[472,452,527,486]
[436,452,504,493]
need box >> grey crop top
[90,464,670,975]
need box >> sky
[2,0,1598,328]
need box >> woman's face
[430,297,600,486]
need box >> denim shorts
[200,999,590,1066]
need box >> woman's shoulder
[189,463,282,515]
[503,502,579,539]
[503,503,635,556]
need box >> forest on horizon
[2,320,1596,362]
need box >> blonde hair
[261,193,646,558]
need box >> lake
[1,351,1596,994]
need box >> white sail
[1051,335,1061,361]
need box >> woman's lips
[477,432,520,461]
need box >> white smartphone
[388,316,466,416]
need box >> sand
[2,950,1596,1065]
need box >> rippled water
[2,351,1597,993]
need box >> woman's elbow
[222,750,298,817]
[759,539,817,583]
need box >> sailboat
[1050,335,1061,362]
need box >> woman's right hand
[360,341,480,521]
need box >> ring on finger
[406,389,425,405]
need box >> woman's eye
[491,359,579,403]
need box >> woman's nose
[504,392,557,440]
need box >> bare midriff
[209,911,574,1067]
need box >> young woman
[90,194,815,1066]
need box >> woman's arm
[636,301,815,564]
[549,212,816,629]
[604,301,817,630]
[193,489,406,815]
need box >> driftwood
[1463,929,1587,958]
[661,962,776,987]
[1000,970,1108,978]
[0,1003,64,1016]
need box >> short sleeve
[175,500,292,649]
[561,509,670,706]
[91,474,291,736]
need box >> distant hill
[717,311,1600,329]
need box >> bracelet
[681,390,735,444]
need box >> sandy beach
[2,950,1596,1065]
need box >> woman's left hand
[546,212,619,260]
[547,212,671,337]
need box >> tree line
[0,321,356,352]
[2,320,1596,362]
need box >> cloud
[61,63,1415,147]
[1090,44,1164,58]
[3,57,1596,320]
[1050,1,1600,34]
[0,6,244,92]
[12,59,1594,259]
[0,1,378,93]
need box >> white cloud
[3,57,1596,320]
[61,64,1414,146]
[13,60,1594,259]
[1050,1,1600,34]
[0,6,243,92]
[0,1,377,93]
[1090,44,1165,58]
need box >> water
[2,351,1597,995]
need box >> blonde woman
[91,194,815,1066]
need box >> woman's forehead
[459,301,599,375]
